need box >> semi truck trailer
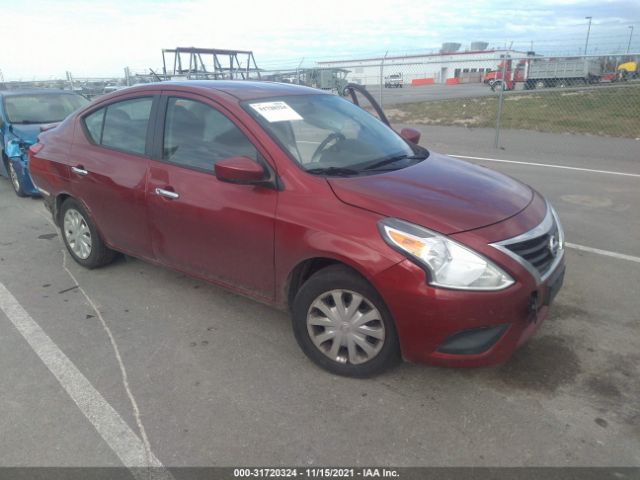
[486,56,604,90]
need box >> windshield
[244,94,425,175]
[4,93,89,124]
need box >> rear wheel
[292,265,401,377]
[60,198,117,269]
[7,159,27,197]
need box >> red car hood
[328,152,533,234]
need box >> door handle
[71,166,88,176]
[155,187,179,200]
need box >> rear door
[146,92,277,300]
[70,93,158,258]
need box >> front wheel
[7,159,27,197]
[292,265,401,377]
[60,198,117,269]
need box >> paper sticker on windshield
[250,101,303,122]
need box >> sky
[1,0,639,80]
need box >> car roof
[128,80,328,101]
[0,88,80,97]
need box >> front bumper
[373,256,565,367]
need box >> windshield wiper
[305,166,360,177]
[361,154,427,171]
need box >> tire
[292,264,401,377]
[6,159,27,197]
[60,198,117,269]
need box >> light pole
[628,26,634,54]
[584,16,592,55]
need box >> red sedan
[28,81,565,377]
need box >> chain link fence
[263,53,640,152]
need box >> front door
[146,94,277,301]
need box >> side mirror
[400,128,421,144]
[215,156,266,184]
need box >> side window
[101,97,153,155]
[163,97,258,172]
[83,108,105,144]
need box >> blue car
[0,89,88,196]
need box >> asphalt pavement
[0,127,639,469]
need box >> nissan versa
[28,81,565,377]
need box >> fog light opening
[436,324,509,355]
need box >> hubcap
[8,162,20,191]
[307,289,385,365]
[63,209,92,259]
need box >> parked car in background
[384,73,403,88]
[29,81,565,377]
[103,84,125,94]
[617,60,639,80]
[0,89,88,196]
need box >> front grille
[503,222,559,276]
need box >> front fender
[5,138,24,158]
[4,147,39,196]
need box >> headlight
[379,218,514,291]
[549,203,565,251]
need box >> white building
[316,44,532,86]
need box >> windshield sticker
[250,101,303,122]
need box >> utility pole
[584,16,592,55]
[628,26,634,54]
[494,41,513,149]
[66,71,74,90]
[296,57,304,85]
[379,50,388,108]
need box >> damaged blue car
[0,89,88,196]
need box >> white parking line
[566,242,640,264]
[450,154,640,178]
[0,282,173,480]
